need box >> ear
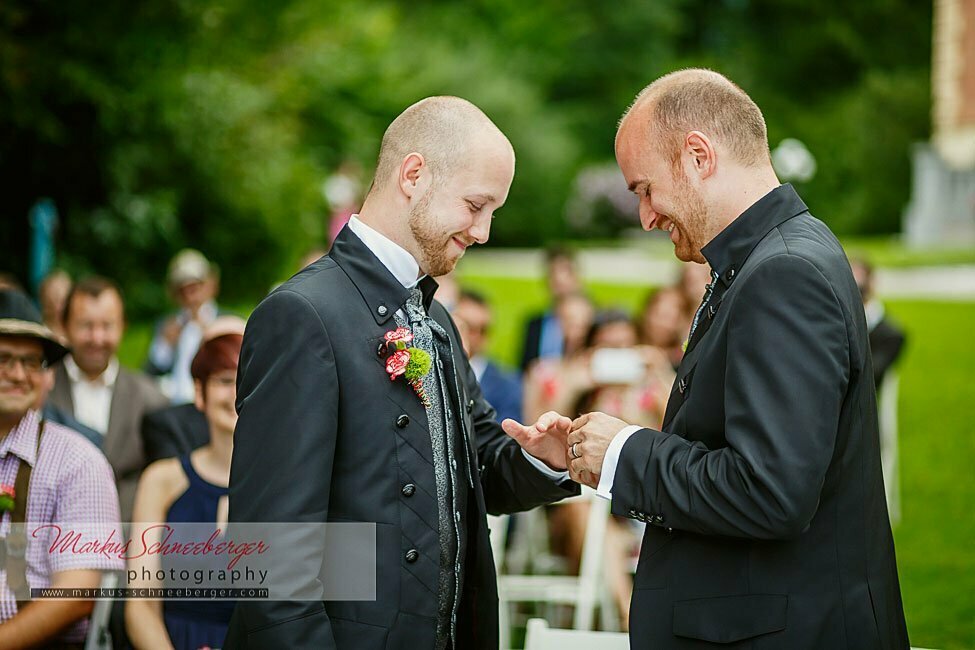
[399,153,427,199]
[684,131,716,179]
[194,379,206,413]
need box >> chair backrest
[524,618,628,650]
[84,571,118,650]
[573,490,610,630]
[487,514,508,571]
[878,371,900,523]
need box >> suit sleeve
[141,410,175,464]
[225,289,339,649]
[442,315,579,515]
[610,255,850,540]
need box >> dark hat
[0,289,70,364]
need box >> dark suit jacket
[48,361,168,520]
[141,403,209,464]
[519,313,546,371]
[225,226,577,649]
[869,316,906,391]
[611,186,909,649]
[479,360,523,424]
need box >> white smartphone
[590,348,646,385]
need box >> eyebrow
[468,193,496,203]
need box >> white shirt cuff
[522,448,570,482]
[595,425,643,500]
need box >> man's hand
[502,411,572,471]
[567,411,629,488]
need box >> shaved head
[620,68,770,168]
[371,96,512,193]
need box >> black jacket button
[405,549,419,563]
[396,415,410,428]
[401,483,416,497]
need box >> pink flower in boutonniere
[384,327,414,347]
[0,484,15,513]
[386,349,411,380]
[381,326,433,407]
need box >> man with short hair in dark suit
[563,69,909,648]
[225,96,577,649]
[452,288,522,424]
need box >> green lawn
[116,280,974,648]
[885,301,975,649]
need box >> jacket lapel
[102,370,132,464]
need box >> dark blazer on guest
[869,316,906,391]
[141,403,210,464]
[519,313,546,372]
[224,226,577,649]
[48,362,168,520]
[610,185,909,649]
[478,360,523,424]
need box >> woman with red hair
[126,317,245,650]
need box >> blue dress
[163,455,235,650]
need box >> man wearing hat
[146,248,228,405]
[0,290,123,648]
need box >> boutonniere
[383,327,433,407]
[0,484,15,513]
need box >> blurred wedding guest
[146,249,227,404]
[851,259,906,390]
[0,289,123,648]
[39,269,72,339]
[141,402,208,466]
[538,311,675,629]
[36,366,102,448]
[522,292,595,421]
[325,160,364,244]
[638,286,688,370]
[434,270,460,312]
[0,274,24,292]
[676,261,713,329]
[48,276,167,519]
[127,320,245,650]
[519,245,583,371]
[453,289,522,423]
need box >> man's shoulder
[117,367,168,406]
[742,213,850,287]
[40,420,114,475]
[258,256,350,315]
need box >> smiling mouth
[452,237,470,251]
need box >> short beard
[672,171,711,264]
[408,192,457,277]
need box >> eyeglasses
[0,353,48,374]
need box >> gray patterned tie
[688,269,720,343]
[399,288,460,649]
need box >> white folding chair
[878,371,901,523]
[84,571,118,650]
[487,514,509,571]
[498,490,618,649]
[523,617,628,650]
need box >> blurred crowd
[0,243,904,647]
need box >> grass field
[117,279,974,648]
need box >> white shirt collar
[864,299,885,332]
[347,215,423,289]
[64,354,120,388]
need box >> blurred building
[903,0,975,246]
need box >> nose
[3,359,30,383]
[639,200,659,231]
[468,213,492,245]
